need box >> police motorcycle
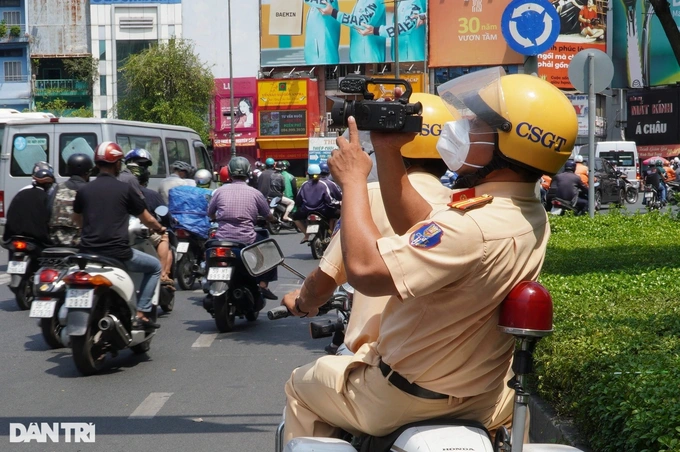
[239,239,585,452]
[267,197,298,235]
[2,236,44,310]
[60,206,169,376]
[305,212,332,260]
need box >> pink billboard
[214,77,257,134]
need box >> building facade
[0,0,30,110]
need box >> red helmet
[94,141,125,163]
[219,166,230,183]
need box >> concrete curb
[529,395,591,451]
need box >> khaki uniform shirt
[319,172,452,353]
[375,182,549,398]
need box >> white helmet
[674,157,679,164]
[574,155,584,163]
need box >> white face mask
[436,119,495,172]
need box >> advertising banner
[429,0,523,67]
[612,0,680,88]
[261,0,428,66]
[567,94,606,137]
[626,88,680,157]
[259,110,308,136]
[258,80,308,108]
[537,0,607,88]
[308,137,337,165]
[214,78,257,135]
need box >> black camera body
[330,75,423,133]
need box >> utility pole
[648,0,680,68]
[394,0,399,78]
[228,0,236,157]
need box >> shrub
[9,25,20,38]
[536,210,680,452]
[0,20,7,38]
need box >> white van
[0,117,214,227]
[579,141,639,188]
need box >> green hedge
[536,210,680,452]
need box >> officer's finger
[347,116,360,146]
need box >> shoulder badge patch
[409,222,444,249]
[448,194,493,211]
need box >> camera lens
[330,97,356,127]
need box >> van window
[166,138,190,168]
[11,134,49,177]
[194,142,212,173]
[599,151,635,168]
[117,134,165,177]
[58,133,97,176]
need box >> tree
[116,38,214,143]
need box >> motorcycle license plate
[644,192,654,199]
[550,207,563,215]
[306,224,320,234]
[207,267,233,281]
[7,261,27,274]
[177,242,190,253]
[29,300,57,318]
[64,289,94,308]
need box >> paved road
[0,230,324,452]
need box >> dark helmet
[564,159,576,172]
[228,157,251,178]
[281,160,290,170]
[274,161,284,171]
[124,148,152,167]
[67,153,94,177]
[171,160,193,173]
[319,162,330,175]
[32,166,55,185]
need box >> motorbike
[619,173,639,204]
[549,197,585,216]
[61,206,169,376]
[3,236,43,310]
[305,213,332,260]
[666,180,680,205]
[29,247,79,349]
[242,240,586,452]
[174,227,206,291]
[267,197,298,235]
[643,184,662,210]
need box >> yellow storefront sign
[258,80,308,108]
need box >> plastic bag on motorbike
[168,185,213,239]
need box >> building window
[100,110,107,119]
[4,61,22,82]
[3,11,20,25]
[0,1,20,8]
[99,40,106,61]
[100,75,107,96]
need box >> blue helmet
[308,164,321,176]
[265,157,275,167]
[124,148,152,166]
[319,162,330,174]
[564,159,576,172]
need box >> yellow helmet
[438,69,577,175]
[399,93,460,159]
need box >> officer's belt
[379,359,449,400]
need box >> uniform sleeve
[319,233,347,284]
[126,184,146,216]
[376,210,485,301]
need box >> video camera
[329,75,423,133]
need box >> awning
[638,144,680,159]
[213,131,257,147]
[257,137,309,150]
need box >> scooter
[549,197,585,216]
[3,236,43,310]
[61,207,168,376]
[240,239,586,452]
[268,197,298,235]
[174,227,206,291]
[305,213,332,260]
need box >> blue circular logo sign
[13,136,26,151]
[501,0,561,56]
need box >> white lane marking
[128,392,173,419]
[0,274,11,285]
[192,333,219,348]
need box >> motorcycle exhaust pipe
[98,314,132,349]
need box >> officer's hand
[282,289,319,317]
[329,117,372,189]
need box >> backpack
[49,182,80,246]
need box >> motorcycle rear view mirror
[154,206,169,217]
[241,238,306,279]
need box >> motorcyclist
[574,154,589,187]
[644,163,666,205]
[319,162,342,206]
[168,170,214,242]
[207,157,279,300]
[279,160,298,202]
[123,149,174,287]
[293,164,340,243]
[3,165,55,247]
[48,153,94,247]
[159,160,195,204]
[194,169,213,190]
[218,166,230,185]
[273,161,295,222]
[73,141,165,330]
[256,157,277,196]
[551,159,588,214]
[281,68,578,442]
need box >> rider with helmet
[194,169,213,189]
[48,153,94,247]
[281,68,578,442]
[218,166,230,185]
[279,160,298,201]
[3,164,56,246]
[208,157,279,300]
[73,142,165,330]
[318,162,342,205]
[272,161,295,222]
[551,159,588,213]
[167,169,214,241]
[293,164,340,243]
[159,160,195,204]
[119,148,151,199]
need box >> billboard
[626,88,680,157]
[308,137,337,165]
[567,94,606,137]
[612,0,680,88]
[429,0,523,67]
[257,80,308,107]
[538,0,607,88]
[260,0,427,66]
[259,110,308,136]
